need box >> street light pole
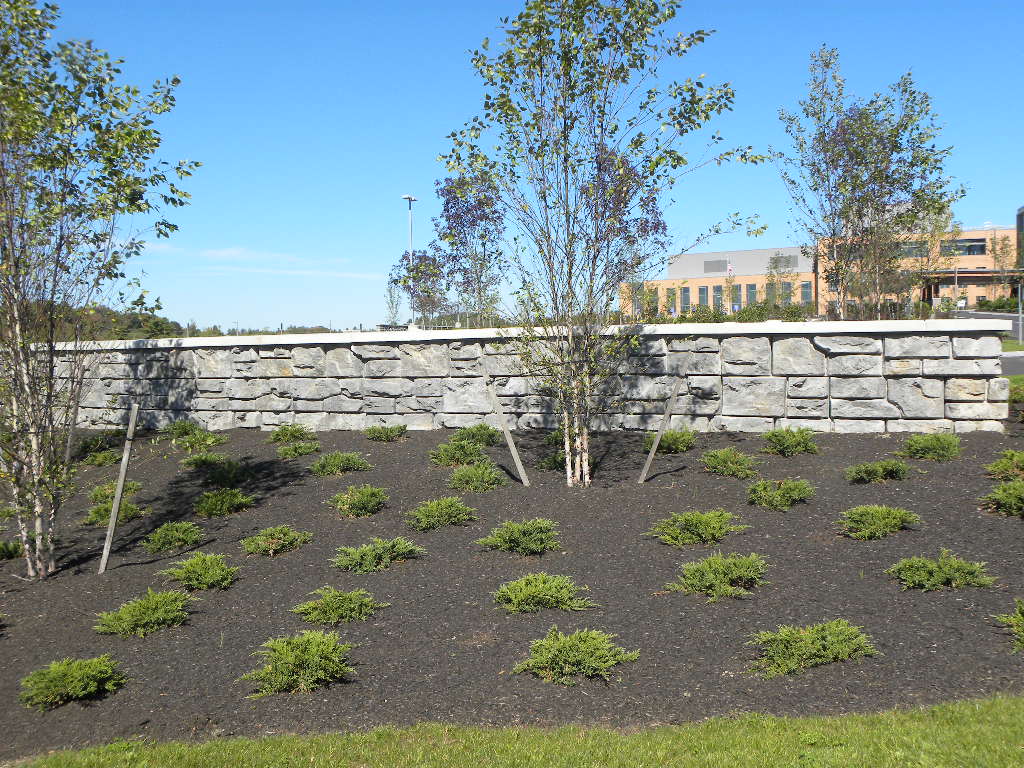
[401,193,418,326]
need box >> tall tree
[0,0,198,578]
[390,250,448,327]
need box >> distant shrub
[94,589,192,638]
[902,433,960,461]
[430,440,486,467]
[20,655,127,711]
[643,428,697,454]
[453,424,503,446]
[160,420,205,440]
[194,488,255,517]
[748,619,878,678]
[277,440,321,459]
[886,549,995,591]
[364,425,407,442]
[994,599,1024,653]
[181,453,248,487]
[329,484,388,517]
[543,426,565,447]
[981,479,1024,518]
[76,429,124,457]
[291,587,390,625]
[513,626,639,686]
[241,525,312,556]
[240,630,354,697]
[159,552,239,590]
[161,421,226,453]
[330,536,425,573]
[493,572,596,614]
[449,460,507,492]
[845,459,908,484]
[701,448,758,478]
[310,451,373,476]
[268,424,316,443]
[762,428,818,457]
[81,448,120,467]
[665,552,768,602]
[406,497,478,531]
[143,521,203,554]
[646,509,748,547]
[985,450,1024,481]
[747,478,814,511]
[476,518,561,555]
[84,480,144,526]
[88,480,141,505]
[0,539,24,559]
[838,505,920,540]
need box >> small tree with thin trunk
[390,250,448,327]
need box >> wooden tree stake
[637,351,693,484]
[98,402,140,575]
[486,377,530,487]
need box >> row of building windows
[661,282,812,314]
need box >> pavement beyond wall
[66,319,1012,434]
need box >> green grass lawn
[1002,337,1024,353]
[25,696,1024,768]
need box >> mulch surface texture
[1,420,1023,759]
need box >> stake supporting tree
[98,403,140,575]
[486,377,530,487]
[637,352,692,484]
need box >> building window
[713,285,723,310]
[900,241,927,258]
[746,283,757,305]
[681,287,690,312]
[766,283,776,304]
[731,284,741,308]
[941,238,986,257]
[698,285,708,306]
[781,281,793,305]
[665,287,676,316]
[800,281,812,305]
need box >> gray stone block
[449,342,482,360]
[254,358,293,377]
[951,335,1001,358]
[945,378,988,401]
[829,355,882,377]
[787,376,828,399]
[813,336,882,354]
[224,379,272,399]
[363,378,410,397]
[722,376,785,416]
[620,375,674,401]
[352,344,399,360]
[773,337,826,375]
[443,378,491,413]
[195,411,236,431]
[320,413,367,430]
[291,379,346,400]
[884,359,922,376]
[989,378,1010,402]
[885,419,953,433]
[887,378,944,418]
[322,395,365,413]
[922,358,1001,376]
[292,347,325,374]
[258,347,291,359]
[363,359,404,377]
[830,399,900,418]
[953,420,1004,433]
[673,394,721,416]
[946,401,1009,420]
[786,399,828,418]
[833,419,885,433]
[517,412,561,430]
[325,347,363,376]
[709,415,776,432]
[688,352,721,375]
[669,415,711,431]
[830,377,886,399]
[396,396,442,413]
[635,338,667,356]
[686,375,722,400]
[363,397,395,414]
[721,337,770,375]
[253,394,292,412]
[668,337,720,353]
[399,343,450,376]
[884,335,951,358]
[483,355,522,376]
[776,418,833,432]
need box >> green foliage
[493,572,596,614]
[20,655,127,711]
[536,449,595,472]
[330,537,425,573]
[838,505,920,540]
[513,626,639,686]
[747,478,815,511]
[292,587,390,625]
[241,525,312,556]
[180,453,248,487]
[844,459,908,484]
[643,428,697,454]
[985,450,1024,481]
[430,439,486,466]
[476,518,561,556]
[646,509,748,547]
[453,424,503,446]
[310,451,373,476]
[762,428,818,457]
[81,448,120,467]
[700,448,758,478]
[364,425,407,442]
[329,485,389,517]
[748,619,878,678]
[88,480,141,504]
[886,549,995,591]
[160,421,206,441]
[159,552,238,590]
[448,459,507,491]
[84,480,144,525]
[94,589,191,638]
[160,421,226,453]
[76,429,125,457]
[981,479,1024,518]
[194,488,254,517]
[994,600,1024,653]
[277,440,321,459]
[665,552,768,602]
[240,630,354,697]
[902,433,961,461]
[0,539,24,559]
[142,521,202,554]
[406,497,478,531]
[268,424,316,443]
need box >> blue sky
[56,0,1022,330]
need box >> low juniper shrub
[537,450,595,473]
[493,572,596,614]
[268,424,316,443]
[838,505,920,540]
[994,599,1024,653]
[430,439,486,467]
[88,480,141,505]
[406,497,478,531]
[291,586,390,625]
[902,433,961,461]
[81,448,120,467]
[643,428,697,454]
[160,420,205,441]
[76,429,124,457]
[330,537,425,573]
[277,440,321,459]
[20,655,127,711]
[513,626,639,686]
[665,552,769,602]
[194,488,255,517]
[762,427,818,457]
[476,518,561,555]
[886,549,995,591]
[160,421,226,453]
[448,460,507,492]
[747,478,814,511]
[142,522,203,554]
[844,459,909,484]
[240,630,354,697]
[94,589,192,638]
[646,509,749,547]
[700,448,758,478]
[748,619,878,678]
[985,450,1024,481]
[0,539,24,559]
[453,424,503,446]
[310,451,373,476]
[364,425,407,442]
[159,552,239,590]
[241,525,312,556]
[181,453,249,487]
[981,479,1024,517]
[84,480,145,526]
[329,485,388,517]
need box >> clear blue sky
[56,0,1022,330]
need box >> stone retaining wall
[69,320,1012,433]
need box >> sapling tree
[0,0,198,578]
[443,0,765,486]
[390,250,448,327]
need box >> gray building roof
[666,246,811,280]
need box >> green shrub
[493,572,596,614]
[1011,378,1024,405]
[88,480,141,504]
[268,424,316,443]
[643,428,697,454]
[845,459,909,484]
[537,449,595,472]
[277,440,321,459]
[142,521,203,554]
[181,453,248,487]
[701,448,758,478]
[886,549,995,591]
[985,450,1024,481]
[94,589,192,638]
[902,433,961,461]
[838,505,920,540]
[292,587,390,625]
[476,518,560,555]
[748,619,878,678]
[544,426,565,447]
[0,539,24,559]
[159,552,239,590]
[762,427,818,457]
[20,655,127,711]
[994,599,1024,653]
[241,525,312,556]
[513,626,639,686]
[430,439,486,466]
[330,537,425,573]
[364,425,407,442]
[406,497,478,531]
[329,484,388,517]
[981,479,1024,517]
[160,420,205,440]
[84,482,145,525]
[81,448,120,467]
[160,421,226,452]
[77,429,125,457]
[646,509,748,547]
[310,451,373,476]
[747,478,814,511]
[448,460,507,492]
[665,552,768,602]
[194,488,255,517]
[453,424,503,446]
[240,630,354,697]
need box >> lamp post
[401,194,417,326]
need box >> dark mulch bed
[1,420,1023,760]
